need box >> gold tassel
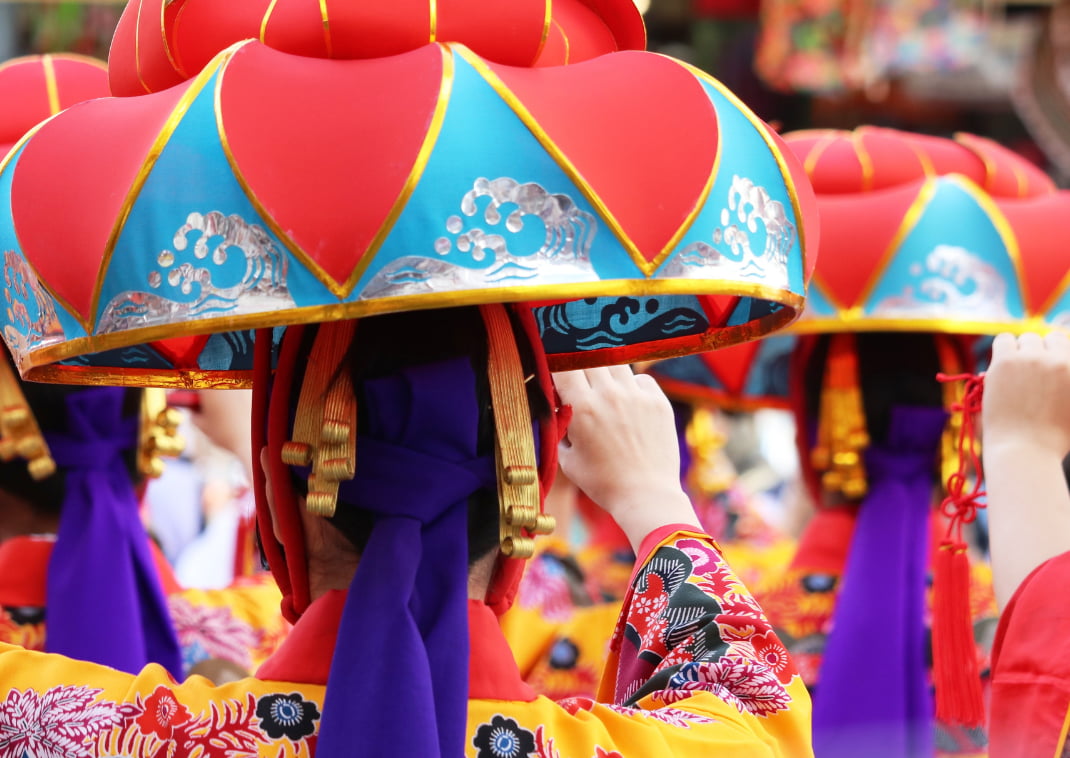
[280,321,358,517]
[0,357,54,480]
[482,305,554,559]
[685,407,733,498]
[935,336,973,491]
[811,333,869,499]
[138,389,185,479]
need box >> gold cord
[281,321,358,517]
[482,305,554,558]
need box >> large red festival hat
[0,0,816,389]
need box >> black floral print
[472,714,536,758]
[255,692,320,740]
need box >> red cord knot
[936,372,986,543]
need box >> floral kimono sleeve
[596,529,813,757]
[0,643,325,758]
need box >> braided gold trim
[281,321,357,517]
[482,305,554,559]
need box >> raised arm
[553,367,812,757]
[982,332,1070,608]
[554,366,701,552]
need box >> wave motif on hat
[644,126,1069,411]
[785,126,1070,336]
[0,1,816,386]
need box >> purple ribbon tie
[44,388,183,678]
[314,358,497,757]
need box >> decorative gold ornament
[812,333,869,499]
[685,406,734,497]
[482,305,554,559]
[0,357,55,480]
[138,388,185,478]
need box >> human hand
[983,332,1070,457]
[982,331,1070,607]
[554,366,700,552]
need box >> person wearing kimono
[0,354,290,680]
[981,331,1070,758]
[0,307,813,758]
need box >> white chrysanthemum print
[658,658,791,717]
[0,686,123,758]
[602,703,716,729]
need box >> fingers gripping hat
[0,3,817,756]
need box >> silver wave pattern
[2,250,64,356]
[660,175,794,289]
[873,244,1012,320]
[360,177,598,299]
[97,212,294,334]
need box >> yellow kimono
[0,529,812,757]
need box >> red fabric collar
[0,536,53,607]
[256,592,536,701]
[0,535,181,607]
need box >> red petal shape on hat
[811,182,923,308]
[110,0,643,96]
[488,51,715,268]
[0,55,107,148]
[218,43,443,293]
[1001,193,1070,313]
[787,128,933,195]
[532,0,618,65]
[897,130,986,184]
[953,132,1056,198]
[108,0,187,96]
[11,82,193,323]
[49,55,109,105]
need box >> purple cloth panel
[812,406,948,758]
[44,388,183,678]
[314,358,496,757]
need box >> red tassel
[931,540,984,727]
[932,371,987,729]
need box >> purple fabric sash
[44,388,182,678]
[314,358,496,757]
[812,406,947,758]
